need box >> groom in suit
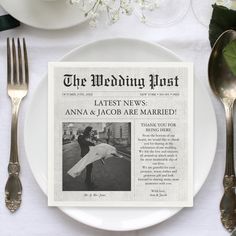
[78,126,95,187]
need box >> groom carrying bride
[67,123,125,191]
[77,126,96,188]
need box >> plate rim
[24,37,217,231]
[0,0,87,30]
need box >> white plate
[24,38,217,231]
[0,0,86,30]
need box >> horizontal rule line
[61,91,180,93]
[61,118,179,120]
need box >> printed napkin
[0,8,20,31]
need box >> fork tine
[12,38,18,84]
[23,38,28,85]
[17,38,23,84]
[7,38,12,85]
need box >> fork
[5,38,28,212]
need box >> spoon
[209,29,236,232]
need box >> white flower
[215,0,226,5]
[70,0,81,4]
[70,0,161,26]
[140,14,146,23]
[110,10,120,23]
[90,11,99,18]
[89,18,98,27]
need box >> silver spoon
[209,29,236,232]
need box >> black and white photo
[62,122,131,191]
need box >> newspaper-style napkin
[47,62,194,207]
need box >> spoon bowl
[209,30,236,99]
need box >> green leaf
[209,4,236,47]
[223,40,236,76]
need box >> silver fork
[5,38,28,212]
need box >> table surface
[0,4,230,236]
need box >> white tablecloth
[0,5,230,236]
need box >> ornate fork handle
[220,99,236,232]
[5,97,23,212]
